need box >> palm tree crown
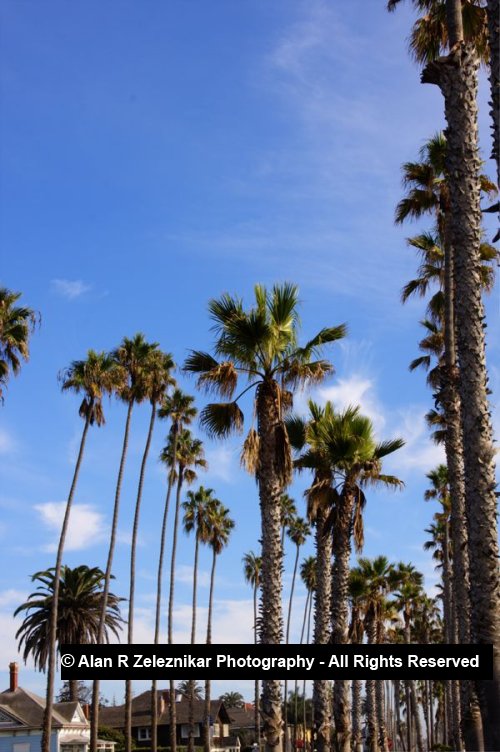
[0,287,38,401]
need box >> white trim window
[138,727,151,741]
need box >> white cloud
[386,407,445,474]
[204,445,238,484]
[34,501,108,552]
[175,564,211,588]
[318,374,386,432]
[51,278,91,300]
[0,589,28,608]
[0,428,16,455]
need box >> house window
[138,728,151,741]
[180,724,200,738]
[13,745,30,752]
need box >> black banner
[60,643,492,681]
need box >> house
[0,663,114,752]
[225,704,259,746]
[100,690,239,752]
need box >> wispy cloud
[0,428,17,455]
[51,278,92,300]
[34,501,108,552]
[205,445,238,484]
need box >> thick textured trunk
[393,680,404,752]
[365,616,379,752]
[352,681,363,752]
[41,415,91,752]
[256,381,286,752]
[313,511,332,752]
[91,399,134,752]
[376,680,388,752]
[253,584,261,751]
[331,488,354,752]
[423,40,500,750]
[125,403,156,752]
[284,546,299,752]
[169,679,177,752]
[151,433,177,752]
[486,0,499,219]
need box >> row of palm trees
[385,1,500,747]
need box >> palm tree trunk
[313,511,332,752]
[331,488,355,752]
[125,402,157,752]
[166,466,184,752]
[486,0,499,215]
[151,433,178,752]
[253,582,261,751]
[376,680,388,752]
[191,536,200,644]
[91,398,134,752]
[352,681,363,752]
[422,17,500,747]
[69,680,79,703]
[41,414,91,752]
[204,550,217,752]
[365,616,379,752]
[256,382,286,752]
[284,544,300,752]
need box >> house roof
[0,688,88,730]
[100,692,230,729]
[226,706,256,729]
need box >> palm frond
[199,401,244,438]
[295,324,347,359]
[241,428,260,475]
[285,414,307,452]
[374,438,405,459]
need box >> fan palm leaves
[15,566,123,703]
[185,282,346,752]
[0,287,38,402]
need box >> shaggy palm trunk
[41,413,91,752]
[352,681,363,752]
[313,511,332,752]
[423,25,500,748]
[393,680,404,752]
[256,381,287,752]
[376,681,388,752]
[253,582,262,751]
[331,486,355,752]
[441,521,463,750]
[91,399,134,752]
[204,549,217,752]
[365,615,379,752]
[151,432,178,752]
[125,402,157,752]
[441,223,482,752]
[486,0,499,229]
[403,615,423,752]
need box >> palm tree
[220,692,244,708]
[91,333,156,752]
[184,282,346,752]
[183,486,217,645]
[163,429,207,752]
[243,550,263,751]
[294,402,404,752]
[41,351,121,752]
[204,501,235,752]
[178,680,204,700]
[0,287,38,402]
[183,486,218,752]
[151,388,197,752]
[389,5,500,746]
[125,348,175,752]
[15,566,123,703]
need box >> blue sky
[0,0,498,705]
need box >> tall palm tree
[204,501,235,752]
[0,287,38,402]
[184,282,346,752]
[41,351,121,752]
[294,403,404,752]
[151,389,197,752]
[183,486,217,645]
[125,348,175,752]
[243,551,263,751]
[15,566,123,703]
[91,333,156,752]
[388,5,500,746]
[163,429,207,752]
[183,486,218,752]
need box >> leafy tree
[220,692,244,709]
